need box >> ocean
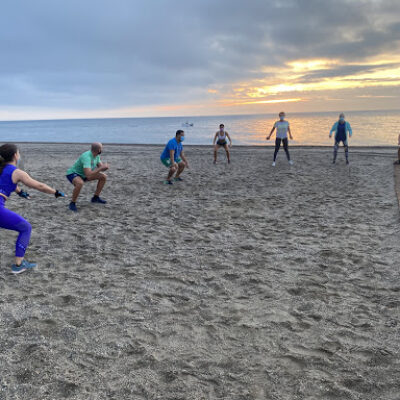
[0,110,399,146]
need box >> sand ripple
[1,144,399,399]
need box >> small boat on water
[182,122,194,127]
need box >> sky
[0,0,399,120]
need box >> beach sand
[1,144,399,399]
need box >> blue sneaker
[11,260,37,274]
[91,196,107,204]
[69,202,78,212]
[164,180,173,185]
[173,177,183,182]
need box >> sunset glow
[205,56,400,113]
[0,0,399,120]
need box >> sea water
[0,110,398,146]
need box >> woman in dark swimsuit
[213,124,232,164]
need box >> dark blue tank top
[0,164,17,197]
[336,122,346,141]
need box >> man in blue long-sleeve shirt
[329,113,353,164]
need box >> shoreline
[0,108,399,124]
[5,141,400,149]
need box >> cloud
[0,0,399,118]
[294,63,400,82]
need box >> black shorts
[217,140,227,146]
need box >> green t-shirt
[66,150,101,178]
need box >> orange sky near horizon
[0,55,399,121]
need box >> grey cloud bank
[0,0,399,116]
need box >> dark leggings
[334,140,348,161]
[274,138,290,161]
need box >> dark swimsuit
[335,123,347,144]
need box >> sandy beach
[1,143,399,400]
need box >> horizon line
[0,108,399,124]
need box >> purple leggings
[0,198,32,257]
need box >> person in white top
[266,111,293,167]
[213,123,232,164]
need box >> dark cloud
[0,0,399,112]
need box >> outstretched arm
[266,126,276,140]
[13,170,57,195]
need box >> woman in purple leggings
[0,144,65,274]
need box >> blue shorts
[66,173,87,184]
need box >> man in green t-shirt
[66,143,109,212]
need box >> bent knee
[74,180,84,188]
[19,220,32,234]
[26,222,32,233]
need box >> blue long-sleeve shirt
[330,121,352,140]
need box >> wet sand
[1,144,400,399]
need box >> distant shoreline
[8,141,399,150]
[0,108,399,124]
